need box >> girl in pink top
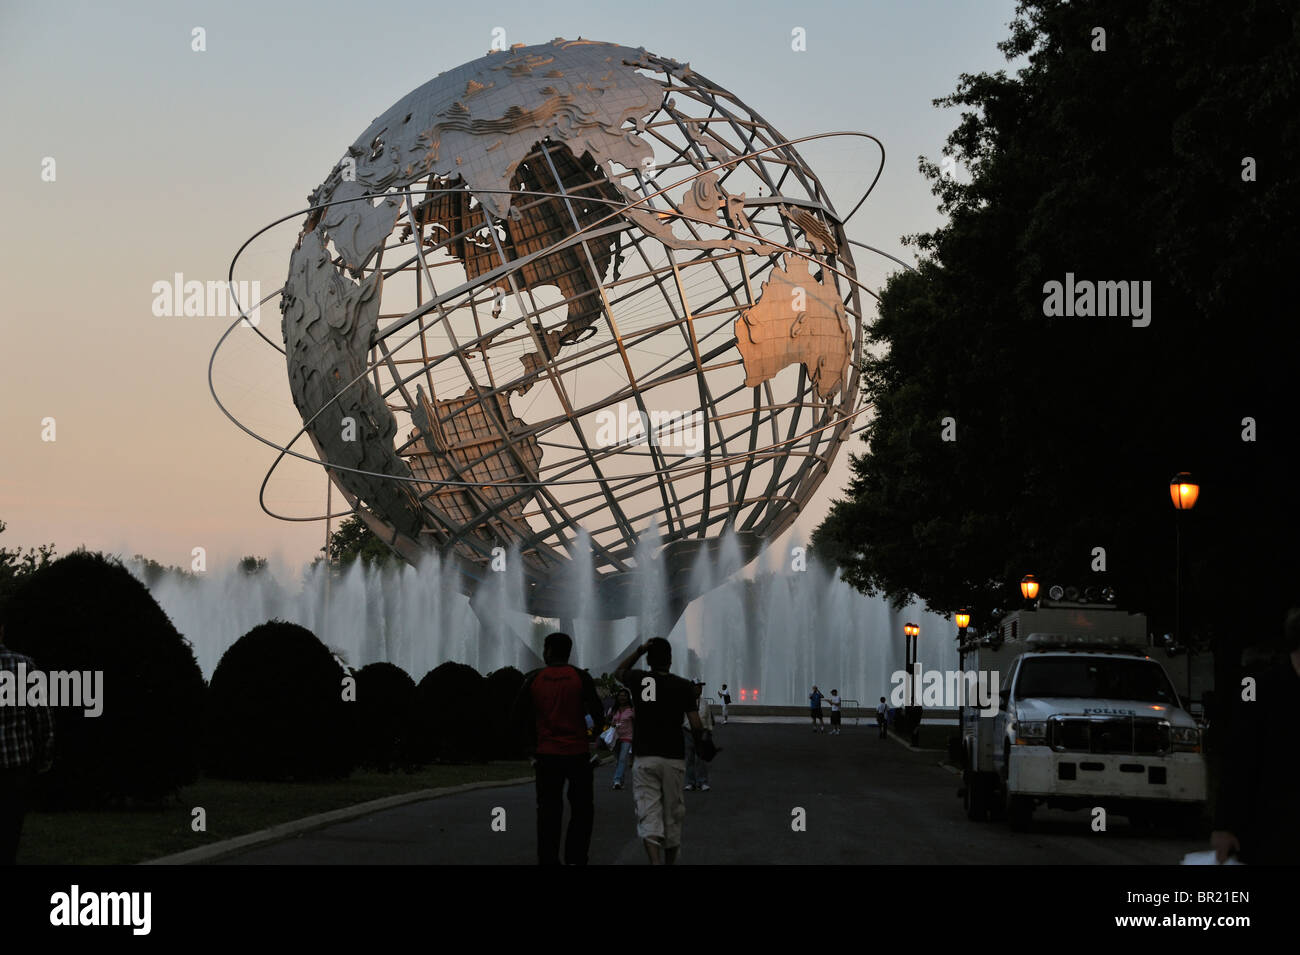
[610,689,635,790]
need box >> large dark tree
[815,1,1298,668]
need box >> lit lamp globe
[955,610,971,630]
[1020,574,1040,600]
[1170,472,1200,511]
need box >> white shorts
[632,755,687,849]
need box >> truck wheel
[975,775,995,821]
[989,788,1006,822]
[1007,795,1033,832]
[963,773,987,821]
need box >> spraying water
[131,529,957,705]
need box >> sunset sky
[0,0,1018,573]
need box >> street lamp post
[903,621,921,743]
[1170,472,1200,707]
[904,622,919,704]
[955,609,970,648]
[1020,574,1040,604]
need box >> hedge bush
[484,666,525,758]
[205,620,353,781]
[352,661,418,771]
[2,552,205,807]
[413,662,487,763]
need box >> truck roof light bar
[1024,632,1146,652]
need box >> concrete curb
[141,775,533,865]
[885,730,943,753]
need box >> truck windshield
[1014,657,1179,704]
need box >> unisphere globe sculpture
[276,38,873,622]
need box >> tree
[815,0,1299,663]
[237,555,269,575]
[326,514,393,568]
[0,519,55,612]
[130,554,194,589]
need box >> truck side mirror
[999,688,1010,705]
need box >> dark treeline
[814,2,1299,697]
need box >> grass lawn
[17,762,531,865]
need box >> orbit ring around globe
[212,132,889,516]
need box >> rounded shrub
[484,666,525,758]
[353,661,418,771]
[205,620,354,780]
[2,551,206,807]
[413,662,488,763]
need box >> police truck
[958,601,1207,831]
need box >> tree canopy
[326,513,394,568]
[0,519,55,617]
[814,0,1298,652]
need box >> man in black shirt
[1211,607,1300,864]
[614,637,705,864]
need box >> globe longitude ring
[214,38,893,620]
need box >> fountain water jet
[130,535,958,704]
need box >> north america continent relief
[733,255,851,401]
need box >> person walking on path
[1211,607,1300,864]
[719,684,731,723]
[809,686,826,733]
[510,632,604,865]
[875,696,889,738]
[614,637,712,865]
[0,622,54,866]
[609,689,635,790]
[684,681,715,791]
[828,689,842,735]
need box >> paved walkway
[213,724,1202,864]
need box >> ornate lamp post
[903,622,919,704]
[902,621,921,741]
[1170,472,1199,706]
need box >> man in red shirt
[511,632,604,865]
